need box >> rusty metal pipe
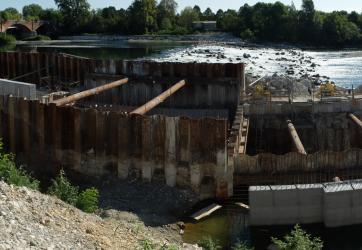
[287,119,307,155]
[349,113,362,129]
[131,80,186,115]
[52,78,129,107]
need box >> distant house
[192,21,217,32]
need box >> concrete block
[249,186,274,226]
[297,184,323,224]
[323,183,353,227]
[351,181,362,224]
[271,185,299,225]
[0,79,36,99]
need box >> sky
[0,0,362,13]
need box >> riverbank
[0,178,199,249]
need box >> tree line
[1,0,362,47]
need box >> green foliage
[2,0,362,46]
[271,224,323,250]
[231,240,254,250]
[198,236,222,250]
[22,35,51,41]
[0,140,39,190]
[0,34,16,46]
[240,29,255,40]
[128,0,158,34]
[139,239,157,250]
[160,244,179,250]
[23,4,43,20]
[1,7,22,21]
[178,7,199,31]
[48,170,100,213]
[76,187,99,213]
[48,170,79,205]
[55,0,91,34]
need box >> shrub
[76,187,99,213]
[48,170,79,205]
[198,236,222,250]
[232,240,254,250]
[271,224,323,250]
[0,140,39,190]
[139,239,157,250]
[240,29,255,40]
[0,33,16,46]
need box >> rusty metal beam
[52,78,128,107]
[131,80,186,115]
[349,113,362,129]
[287,119,307,155]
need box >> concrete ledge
[0,79,36,99]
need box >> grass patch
[198,236,222,250]
[0,140,39,190]
[0,34,16,46]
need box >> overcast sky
[1,0,362,13]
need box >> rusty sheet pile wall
[0,51,243,83]
[0,95,231,198]
[0,52,244,110]
[233,149,362,185]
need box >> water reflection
[9,40,189,60]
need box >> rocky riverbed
[155,45,329,81]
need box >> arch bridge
[0,20,48,36]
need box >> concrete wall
[244,100,362,116]
[0,79,36,99]
[249,180,362,227]
[0,95,232,199]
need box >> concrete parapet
[0,79,36,99]
[296,184,323,224]
[249,180,362,228]
[323,182,353,227]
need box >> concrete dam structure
[0,51,362,215]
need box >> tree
[193,5,202,19]
[157,0,177,30]
[1,8,21,21]
[298,0,316,43]
[272,224,323,250]
[178,7,199,31]
[23,4,43,21]
[54,0,91,34]
[322,12,360,46]
[203,8,215,21]
[127,0,158,34]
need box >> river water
[9,40,362,88]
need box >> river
[8,39,362,88]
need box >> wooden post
[287,119,307,155]
[52,78,129,107]
[349,113,362,129]
[131,80,186,115]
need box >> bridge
[0,20,48,36]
